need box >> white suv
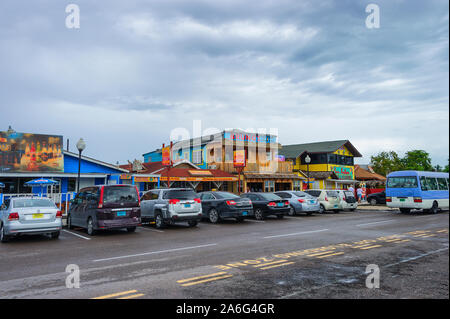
[304,189,341,213]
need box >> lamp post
[305,154,311,189]
[76,138,86,193]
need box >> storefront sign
[224,132,277,144]
[162,146,172,166]
[330,165,354,179]
[120,174,132,180]
[233,150,246,168]
[189,170,213,176]
[134,176,158,183]
[0,131,64,173]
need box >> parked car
[304,189,341,213]
[240,192,289,220]
[274,191,320,216]
[199,191,253,223]
[1,197,62,243]
[367,190,386,205]
[336,190,358,211]
[67,185,141,235]
[140,188,202,229]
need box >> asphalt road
[0,209,448,299]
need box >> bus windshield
[387,176,418,188]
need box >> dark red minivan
[67,185,141,235]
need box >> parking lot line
[180,274,233,287]
[62,230,91,240]
[263,229,329,239]
[92,243,218,262]
[91,290,137,299]
[260,261,295,270]
[177,272,228,284]
[355,220,395,227]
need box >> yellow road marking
[307,251,337,257]
[437,230,448,233]
[180,274,233,287]
[352,244,373,249]
[359,245,382,250]
[253,260,289,268]
[91,290,138,299]
[384,238,404,242]
[117,293,145,299]
[260,262,295,270]
[396,239,411,243]
[418,234,436,238]
[414,234,432,237]
[316,252,345,259]
[177,272,228,284]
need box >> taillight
[194,198,201,203]
[298,199,305,203]
[414,197,422,203]
[56,211,63,218]
[324,196,328,201]
[98,186,105,208]
[284,201,289,206]
[169,199,180,205]
[8,212,19,221]
[226,200,237,206]
[267,202,276,207]
[386,197,392,202]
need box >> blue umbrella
[0,182,4,188]
[25,178,58,197]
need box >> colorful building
[280,140,362,190]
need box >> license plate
[399,198,406,202]
[116,211,126,217]
[33,213,44,219]
[184,204,191,208]
[277,203,283,207]
[334,205,338,208]
[242,211,248,216]
[310,200,315,204]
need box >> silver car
[274,191,320,216]
[0,197,62,243]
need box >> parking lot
[0,208,448,299]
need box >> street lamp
[305,154,311,189]
[76,138,86,193]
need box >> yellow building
[280,140,362,190]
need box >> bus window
[387,176,418,188]
[420,176,438,191]
[437,178,449,190]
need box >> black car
[367,190,386,205]
[240,192,289,220]
[199,191,253,223]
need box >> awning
[244,173,305,180]
[327,179,359,184]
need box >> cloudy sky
[0,0,448,166]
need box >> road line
[260,262,295,270]
[254,260,289,268]
[117,293,145,299]
[92,290,137,299]
[355,220,395,227]
[307,251,336,257]
[418,234,436,238]
[180,274,233,287]
[315,252,345,259]
[396,239,411,243]
[263,229,329,239]
[62,230,91,240]
[93,243,218,262]
[352,244,374,249]
[384,247,449,268]
[177,272,228,284]
[359,245,383,250]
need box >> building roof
[63,151,129,173]
[120,160,199,174]
[280,140,362,158]
[244,173,305,180]
[354,165,386,181]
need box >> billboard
[233,150,246,168]
[0,131,64,173]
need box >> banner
[162,146,172,166]
[0,131,64,173]
[233,150,246,168]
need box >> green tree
[370,151,403,176]
[402,150,433,171]
[444,159,449,173]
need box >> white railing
[1,192,77,216]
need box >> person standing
[356,187,363,203]
[348,185,355,196]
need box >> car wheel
[429,201,439,214]
[288,206,295,216]
[127,227,136,232]
[319,205,325,214]
[0,224,9,243]
[254,209,265,220]
[87,218,96,236]
[155,213,165,229]
[51,231,60,239]
[400,208,411,214]
[188,220,198,227]
[208,209,220,224]
[370,199,377,206]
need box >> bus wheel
[400,208,411,214]
[430,201,439,214]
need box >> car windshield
[304,190,320,197]
[164,190,197,200]
[387,176,418,188]
[103,186,139,204]
[214,192,239,199]
[13,198,56,208]
[259,193,282,201]
[344,191,354,197]
[293,191,308,197]
[326,191,338,197]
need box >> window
[304,190,320,197]
[275,192,291,199]
[293,180,302,191]
[387,176,418,188]
[163,189,197,200]
[437,178,448,190]
[260,193,282,201]
[201,193,215,200]
[193,149,203,164]
[150,191,160,200]
[264,180,275,192]
[214,192,237,199]
[13,198,56,208]
[67,178,77,192]
[326,191,338,198]
[103,186,139,204]
[141,192,152,201]
[420,177,438,191]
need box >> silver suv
[140,188,202,228]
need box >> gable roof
[119,160,200,174]
[64,151,129,173]
[354,165,386,181]
[280,140,362,158]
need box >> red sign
[233,150,246,168]
[162,146,172,166]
